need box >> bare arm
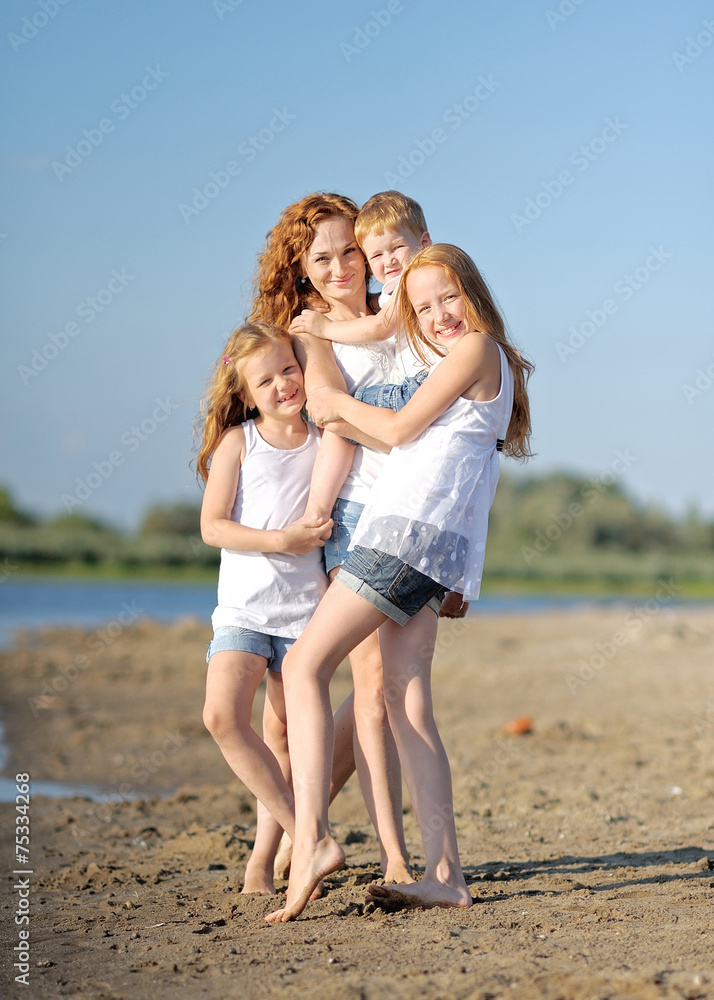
[200,426,330,554]
[291,332,346,395]
[309,333,500,448]
[290,299,397,345]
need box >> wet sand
[1,607,713,999]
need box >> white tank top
[212,420,327,637]
[350,345,514,601]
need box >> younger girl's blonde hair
[195,322,294,483]
[396,244,534,460]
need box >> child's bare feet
[367,877,473,910]
[273,831,292,880]
[265,835,345,922]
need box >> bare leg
[367,607,472,910]
[348,629,412,884]
[266,582,387,922]
[203,651,295,841]
[242,674,290,894]
[273,689,357,881]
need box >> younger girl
[266,244,533,921]
[197,321,338,894]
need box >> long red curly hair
[247,192,367,328]
[396,244,534,460]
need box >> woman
[247,192,412,884]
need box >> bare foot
[241,871,276,895]
[309,880,325,900]
[367,878,473,910]
[265,836,345,923]
[273,832,292,880]
[382,859,414,884]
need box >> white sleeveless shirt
[350,345,514,600]
[212,420,327,637]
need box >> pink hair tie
[222,356,231,365]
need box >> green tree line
[1,477,712,589]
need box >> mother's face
[301,215,366,306]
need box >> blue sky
[2,0,713,530]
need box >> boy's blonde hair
[195,322,294,484]
[354,190,428,247]
[396,244,534,461]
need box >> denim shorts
[324,497,364,575]
[206,626,294,673]
[337,545,446,626]
[354,371,428,410]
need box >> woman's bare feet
[265,836,345,922]
[367,877,473,910]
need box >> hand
[307,386,347,427]
[279,517,333,554]
[439,592,470,618]
[289,310,330,339]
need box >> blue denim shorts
[324,497,364,575]
[206,626,294,673]
[354,371,428,410]
[337,545,446,626]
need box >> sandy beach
[1,605,713,999]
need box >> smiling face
[240,341,305,421]
[301,215,366,308]
[405,265,473,352]
[360,227,429,286]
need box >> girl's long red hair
[396,244,534,460]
